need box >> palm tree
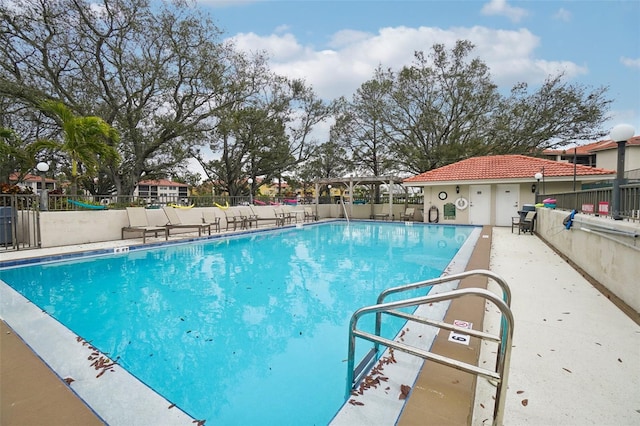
[0,127,39,184]
[35,101,120,195]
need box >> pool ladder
[346,270,514,426]
[339,199,350,222]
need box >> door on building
[495,184,520,226]
[468,185,491,225]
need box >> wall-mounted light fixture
[531,183,536,193]
[455,185,460,194]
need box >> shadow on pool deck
[1,225,639,425]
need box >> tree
[33,100,120,195]
[296,141,349,197]
[331,68,397,201]
[488,75,611,155]
[298,141,349,179]
[201,107,290,197]
[0,0,270,195]
[0,127,37,184]
[376,40,610,174]
[386,41,501,174]
[195,77,333,198]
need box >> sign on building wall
[443,202,456,220]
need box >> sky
[186,0,640,173]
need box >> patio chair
[373,205,392,221]
[122,207,168,243]
[223,207,246,231]
[304,207,317,222]
[400,208,415,221]
[162,206,211,236]
[512,211,536,235]
[275,206,294,224]
[238,206,259,229]
[202,209,221,233]
[250,205,285,227]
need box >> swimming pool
[0,221,476,425]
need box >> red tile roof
[403,155,615,183]
[138,179,188,187]
[9,172,56,183]
[544,136,640,155]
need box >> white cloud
[195,0,256,7]
[552,8,572,22]
[231,32,306,61]
[621,57,640,69]
[481,0,528,23]
[328,29,373,48]
[228,25,587,101]
[274,24,290,34]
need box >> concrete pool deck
[1,226,639,425]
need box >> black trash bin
[0,206,13,245]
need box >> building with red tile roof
[134,179,189,203]
[404,155,614,185]
[9,172,57,194]
[403,155,615,226]
[543,135,640,173]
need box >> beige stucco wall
[414,181,583,226]
[37,208,232,248]
[536,207,640,314]
[35,204,428,248]
[595,145,640,171]
[627,147,640,171]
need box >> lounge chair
[162,206,211,236]
[512,211,536,235]
[304,207,317,222]
[275,206,294,224]
[122,207,168,243]
[202,209,221,233]
[239,206,259,229]
[400,208,415,221]
[373,205,392,221]
[223,207,246,231]
[249,205,284,227]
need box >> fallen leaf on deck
[562,367,572,373]
[521,399,528,406]
[399,384,411,400]
[63,377,75,385]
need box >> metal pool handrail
[339,199,350,222]
[346,277,514,426]
[374,269,511,356]
[376,269,512,306]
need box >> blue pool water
[0,221,474,425]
